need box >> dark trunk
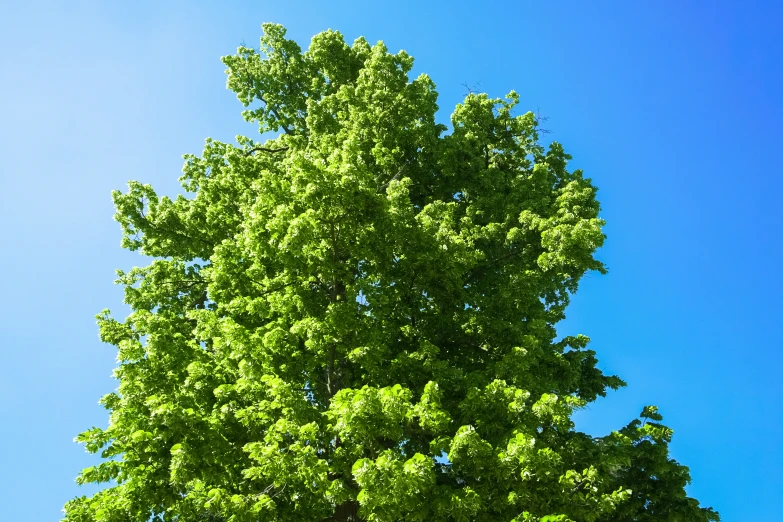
[322,500,361,522]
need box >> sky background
[1,1,781,520]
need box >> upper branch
[245,146,289,156]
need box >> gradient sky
[2,1,781,520]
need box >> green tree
[65,24,718,522]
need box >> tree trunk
[323,500,361,522]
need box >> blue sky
[1,1,781,520]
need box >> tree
[64,24,718,522]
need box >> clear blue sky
[1,1,781,520]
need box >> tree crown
[65,23,718,522]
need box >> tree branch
[259,95,296,136]
[245,145,289,156]
[378,166,405,192]
[159,279,207,287]
[465,247,525,283]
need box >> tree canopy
[64,24,718,522]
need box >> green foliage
[64,24,718,522]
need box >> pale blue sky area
[1,1,781,520]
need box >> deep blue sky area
[1,1,781,520]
